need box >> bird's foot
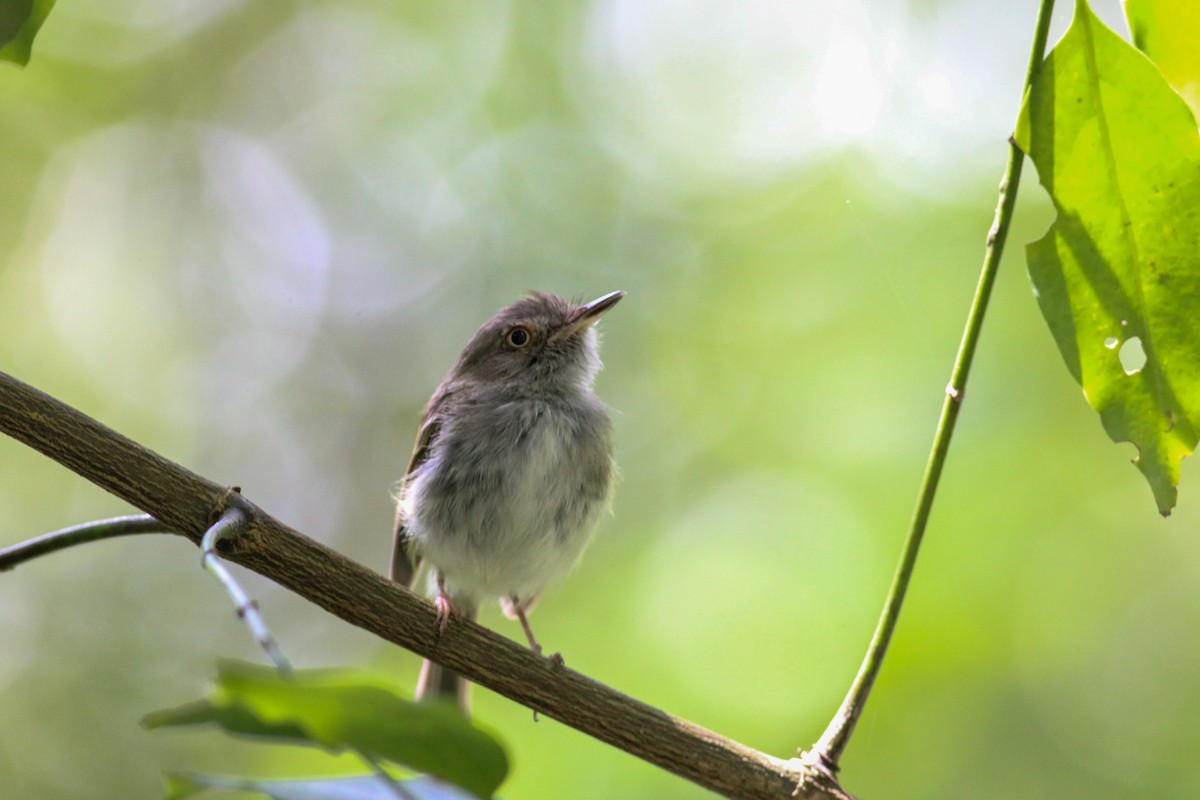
[514,604,550,657]
[434,585,459,643]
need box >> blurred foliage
[145,662,507,799]
[0,0,57,66]
[1016,0,1200,515]
[2,2,1200,800]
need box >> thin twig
[354,750,419,800]
[200,501,294,676]
[799,0,1059,778]
[0,514,172,571]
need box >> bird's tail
[415,599,477,715]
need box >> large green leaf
[1014,0,1200,515]
[144,662,508,800]
[1124,0,1200,120]
[0,0,55,66]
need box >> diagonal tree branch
[0,369,845,800]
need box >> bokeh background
[4,1,1200,798]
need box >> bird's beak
[556,290,625,340]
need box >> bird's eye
[505,326,532,348]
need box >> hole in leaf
[1104,336,1119,349]
[1119,336,1146,375]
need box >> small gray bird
[390,290,623,709]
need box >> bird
[390,290,623,710]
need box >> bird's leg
[502,595,564,722]
[514,605,543,656]
[508,597,559,724]
[434,572,459,642]
[505,595,564,668]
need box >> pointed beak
[557,290,625,340]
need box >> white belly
[402,399,610,603]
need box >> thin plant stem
[0,514,171,571]
[354,750,419,800]
[200,504,294,676]
[804,0,1058,771]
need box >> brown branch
[0,369,849,800]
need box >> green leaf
[164,771,478,800]
[1014,0,1200,515]
[0,0,56,67]
[144,662,508,800]
[143,698,311,741]
[1124,0,1200,120]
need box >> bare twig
[0,514,172,571]
[354,751,419,800]
[200,500,294,676]
[0,369,841,800]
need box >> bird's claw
[434,590,459,643]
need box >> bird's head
[451,290,624,393]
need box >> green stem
[806,0,1057,770]
[0,514,172,571]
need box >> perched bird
[390,290,623,710]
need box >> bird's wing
[389,395,448,587]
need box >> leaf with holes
[1014,0,1200,515]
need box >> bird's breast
[407,395,612,598]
